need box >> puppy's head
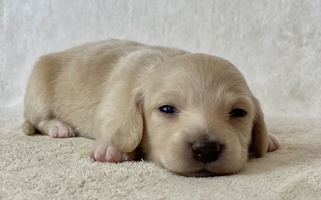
[113,53,268,177]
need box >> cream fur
[22,39,280,177]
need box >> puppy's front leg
[267,134,281,152]
[88,117,137,163]
[90,141,136,163]
[88,80,143,163]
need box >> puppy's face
[141,54,264,177]
[112,53,268,177]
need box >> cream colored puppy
[22,39,280,177]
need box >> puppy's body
[23,39,279,177]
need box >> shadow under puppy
[22,39,280,177]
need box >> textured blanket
[0,107,320,200]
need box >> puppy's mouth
[180,169,217,178]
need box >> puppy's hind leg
[22,120,37,135]
[39,119,77,138]
[23,98,76,138]
[23,53,77,138]
[23,117,76,138]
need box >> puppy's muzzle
[192,141,222,163]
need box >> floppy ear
[251,97,269,157]
[111,89,144,153]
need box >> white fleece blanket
[0,107,320,200]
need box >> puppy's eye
[159,105,177,114]
[230,108,247,118]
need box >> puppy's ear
[111,89,144,153]
[251,97,269,157]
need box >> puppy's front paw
[267,134,280,152]
[90,144,136,163]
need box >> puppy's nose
[192,141,222,163]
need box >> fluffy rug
[1,107,320,200]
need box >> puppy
[22,39,280,177]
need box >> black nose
[192,141,222,163]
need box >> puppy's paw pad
[90,145,134,163]
[49,122,76,138]
[267,134,280,152]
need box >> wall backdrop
[1,0,320,117]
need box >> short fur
[22,39,280,177]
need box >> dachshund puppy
[22,39,280,177]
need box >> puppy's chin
[174,162,245,177]
[158,157,247,178]
[176,170,234,178]
[150,136,248,177]
[178,170,217,178]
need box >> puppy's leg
[267,134,280,152]
[38,119,76,138]
[23,88,77,138]
[22,120,37,135]
[23,117,76,138]
[90,143,136,163]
